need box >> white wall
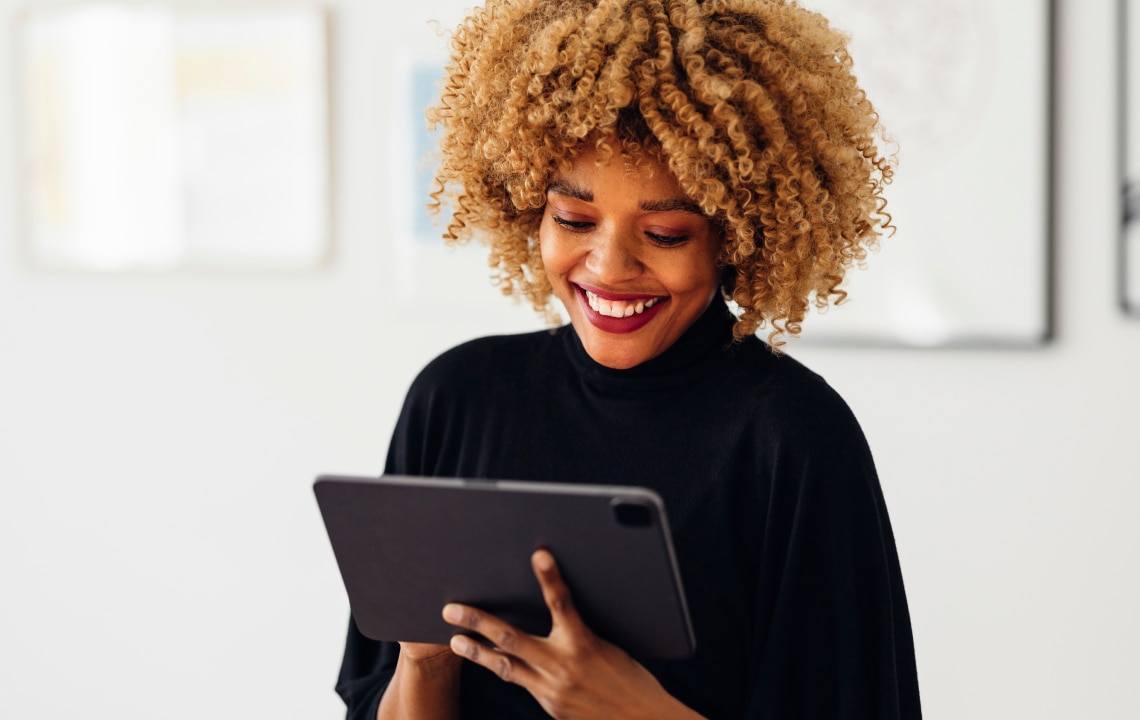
[0,1,1136,718]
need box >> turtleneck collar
[561,294,738,392]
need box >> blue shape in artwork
[411,64,445,242]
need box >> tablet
[313,474,696,659]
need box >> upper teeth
[585,291,661,318]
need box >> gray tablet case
[314,474,696,659]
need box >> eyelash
[551,216,689,247]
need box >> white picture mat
[15,2,331,272]
[794,0,1052,346]
[387,51,544,332]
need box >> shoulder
[723,337,861,432]
[718,342,884,528]
[708,338,874,482]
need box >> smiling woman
[335,1,920,719]
[540,148,721,369]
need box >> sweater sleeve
[745,392,921,719]
[334,620,399,720]
[333,376,436,719]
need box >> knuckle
[464,640,482,662]
[494,654,513,682]
[461,608,481,630]
[549,594,567,615]
[496,627,519,653]
[567,635,598,663]
[547,588,576,618]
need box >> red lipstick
[575,285,668,334]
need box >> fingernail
[442,604,461,623]
[451,635,470,655]
[534,550,553,571]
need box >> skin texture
[539,149,721,369]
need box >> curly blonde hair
[426,0,892,346]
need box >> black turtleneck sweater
[335,298,922,719]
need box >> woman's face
[539,149,721,369]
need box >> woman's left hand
[441,549,703,720]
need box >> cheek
[689,241,723,295]
[538,225,573,281]
[663,252,719,297]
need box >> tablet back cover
[314,474,695,659]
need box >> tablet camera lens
[612,501,653,528]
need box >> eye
[646,231,689,247]
[552,216,593,232]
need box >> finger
[442,603,539,660]
[448,633,541,685]
[532,550,585,630]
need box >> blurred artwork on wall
[793,0,1054,348]
[15,2,331,272]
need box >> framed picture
[386,53,541,332]
[1122,0,1140,314]
[14,2,331,272]
[388,54,447,304]
[793,0,1055,347]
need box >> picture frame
[791,0,1055,348]
[13,2,332,272]
[1121,0,1140,314]
[386,52,542,333]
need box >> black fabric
[335,297,922,719]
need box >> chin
[590,353,643,370]
[579,335,657,369]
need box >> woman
[337,0,920,717]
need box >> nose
[585,227,643,283]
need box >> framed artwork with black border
[1121,0,1140,315]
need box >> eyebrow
[546,179,705,216]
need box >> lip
[574,284,669,334]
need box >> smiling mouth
[573,285,669,334]
[581,289,665,318]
